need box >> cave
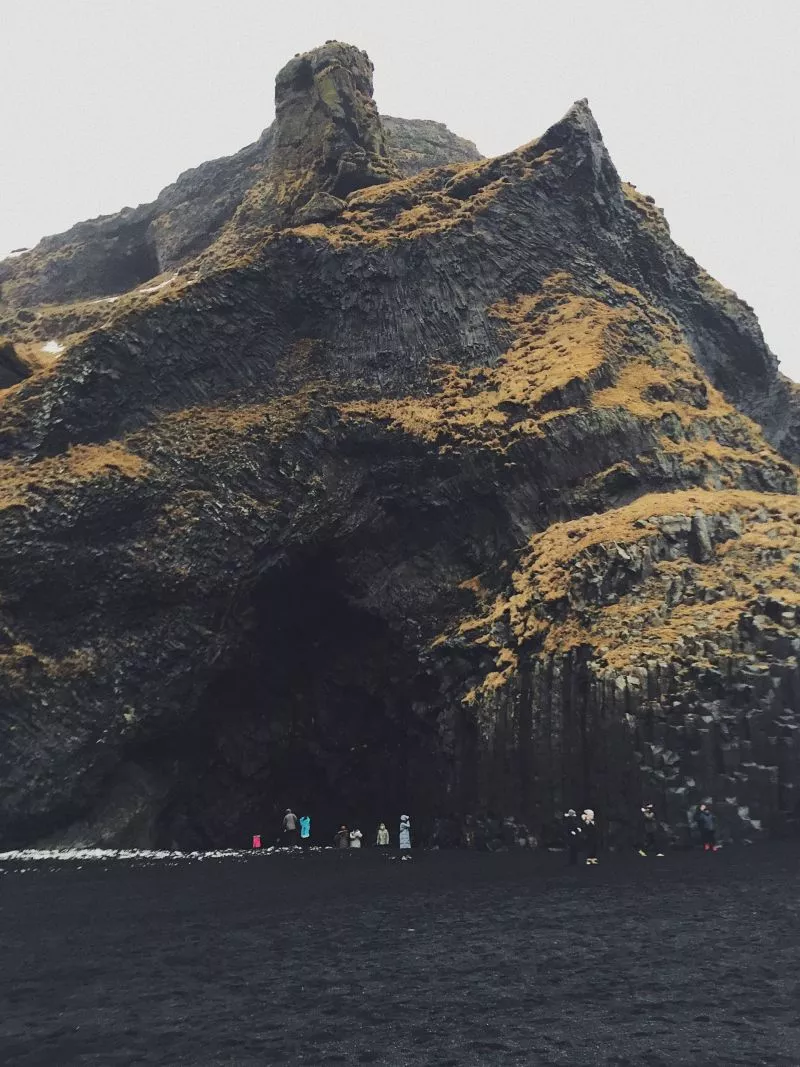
[146,549,447,849]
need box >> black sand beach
[2,844,799,1066]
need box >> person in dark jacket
[581,809,598,865]
[334,825,350,849]
[695,803,718,851]
[639,804,664,857]
[563,809,582,866]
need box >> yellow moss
[0,641,100,683]
[0,442,149,509]
[341,270,774,469]
[342,272,647,449]
[621,183,671,241]
[145,386,320,460]
[285,144,561,250]
[459,489,800,694]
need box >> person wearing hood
[299,814,311,847]
[695,803,718,852]
[334,825,350,848]
[563,809,582,866]
[399,815,412,850]
[376,823,390,847]
[581,809,598,865]
[282,808,300,846]
[639,804,663,857]
[349,828,363,848]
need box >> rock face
[0,44,479,311]
[0,45,798,851]
[382,116,481,175]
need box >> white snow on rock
[42,340,65,355]
[138,274,177,295]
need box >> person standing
[563,809,582,866]
[581,809,598,865]
[282,808,300,846]
[349,828,363,848]
[376,822,390,847]
[334,825,350,848]
[399,814,412,850]
[299,814,311,847]
[638,804,663,857]
[695,803,718,852]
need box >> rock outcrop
[382,116,481,176]
[0,45,797,850]
[232,42,399,230]
[0,44,479,311]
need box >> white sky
[1,0,798,381]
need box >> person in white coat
[399,814,412,849]
[349,828,363,848]
[376,822,390,846]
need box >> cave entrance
[152,548,445,848]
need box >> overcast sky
[2,0,798,380]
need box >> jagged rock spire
[234,41,400,229]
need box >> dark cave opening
[148,550,447,849]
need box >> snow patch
[42,340,65,355]
[138,274,177,295]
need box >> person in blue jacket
[299,814,311,847]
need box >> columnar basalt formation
[0,45,797,849]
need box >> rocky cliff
[0,42,797,850]
[0,44,480,312]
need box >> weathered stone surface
[382,116,481,175]
[0,43,797,850]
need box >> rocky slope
[0,42,797,850]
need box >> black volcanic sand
[1,845,799,1066]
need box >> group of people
[563,808,599,865]
[563,801,720,864]
[269,803,721,858]
[272,810,413,850]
